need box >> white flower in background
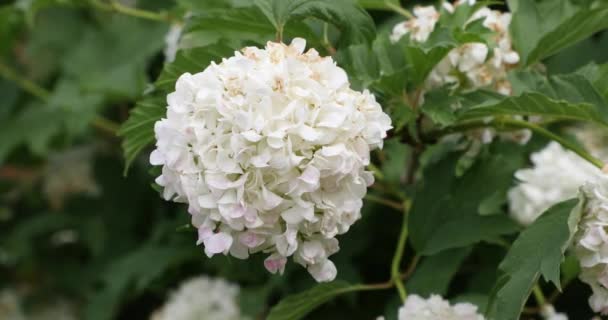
[574,177,608,315]
[29,299,78,320]
[541,305,568,320]
[43,147,100,210]
[397,294,484,320]
[390,6,440,43]
[390,1,519,95]
[0,289,24,320]
[164,23,183,63]
[150,38,392,282]
[570,124,608,162]
[508,142,602,225]
[150,276,246,320]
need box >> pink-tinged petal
[196,227,213,245]
[203,232,233,257]
[264,254,287,274]
[239,232,264,248]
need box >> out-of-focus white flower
[391,1,519,94]
[43,147,100,210]
[0,289,24,320]
[508,142,602,225]
[150,276,247,320]
[396,294,484,320]
[151,38,392,282]
[570,124,608,162]
[574,176,608,315]
[390,6,440,43]
[164,23,183,63]
[541,305,568,320]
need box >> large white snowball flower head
[151,276,247,320]
[573,175,608,314]
[508,142,602,226]
[150,38,392,282]
[390,0,519,95]
[395,294,484,320]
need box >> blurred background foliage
[0,0,607,319]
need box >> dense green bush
[2,0,608,319]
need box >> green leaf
[457,72,608,127]
[407,247,472,296]
[154,42,236,92]
[267,281,353,320]
[356,0,399,10]
[509,0,608,65]
[118,95,166,173]
[254,0,375,47]
[85,245,194,320]
[485,199,583,320]
[576,62,608,102]
[63,16,167,99]
[420,88,458,127]
[409,142,524,255]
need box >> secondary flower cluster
[573,177,608,314]
[382,294,485,320]
[508,142,602,225]
[151,38,392,282]
[390,0,520,94]
[151,276,246,320]
[541,305,568,320]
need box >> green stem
[90,0,174,23]
[385,1,414,19]
[431,118,605,170]
[365,194,403,211]
[532,284,546,306]
[0,60,120,136]
[391,204,410,302]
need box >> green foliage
[118,95,166,172]
[409,143,524,255]
[267,281,353,320]
[457,71,608,127]
[254,0,376,46]
[486,199,583,320]
[407,247,472,296]
[509,0,608,66]
[4,1,608,319]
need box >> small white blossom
[151,38,392,282]
[391,1,519,94]
[151,276,247,320]
[508,142,602,225]
[397,294,484,320]
[390,6,440,43]
[574,177,608,315]
[541,305,568,320]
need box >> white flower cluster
[151,38,392,282]
[151,276,246,320]
[508,142,602,226]
[541,305,568,320]
[574,177,608,315]
[390,1,519,95]
[0,289,78,320]
[392,294,484,320]
[43,147,100,210]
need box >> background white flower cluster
[508,142,603,225]
[574,177,608,314]
[390,0,519,95]
[381,294,485,320]
[150,276,246,320]
[151,38,392,282]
